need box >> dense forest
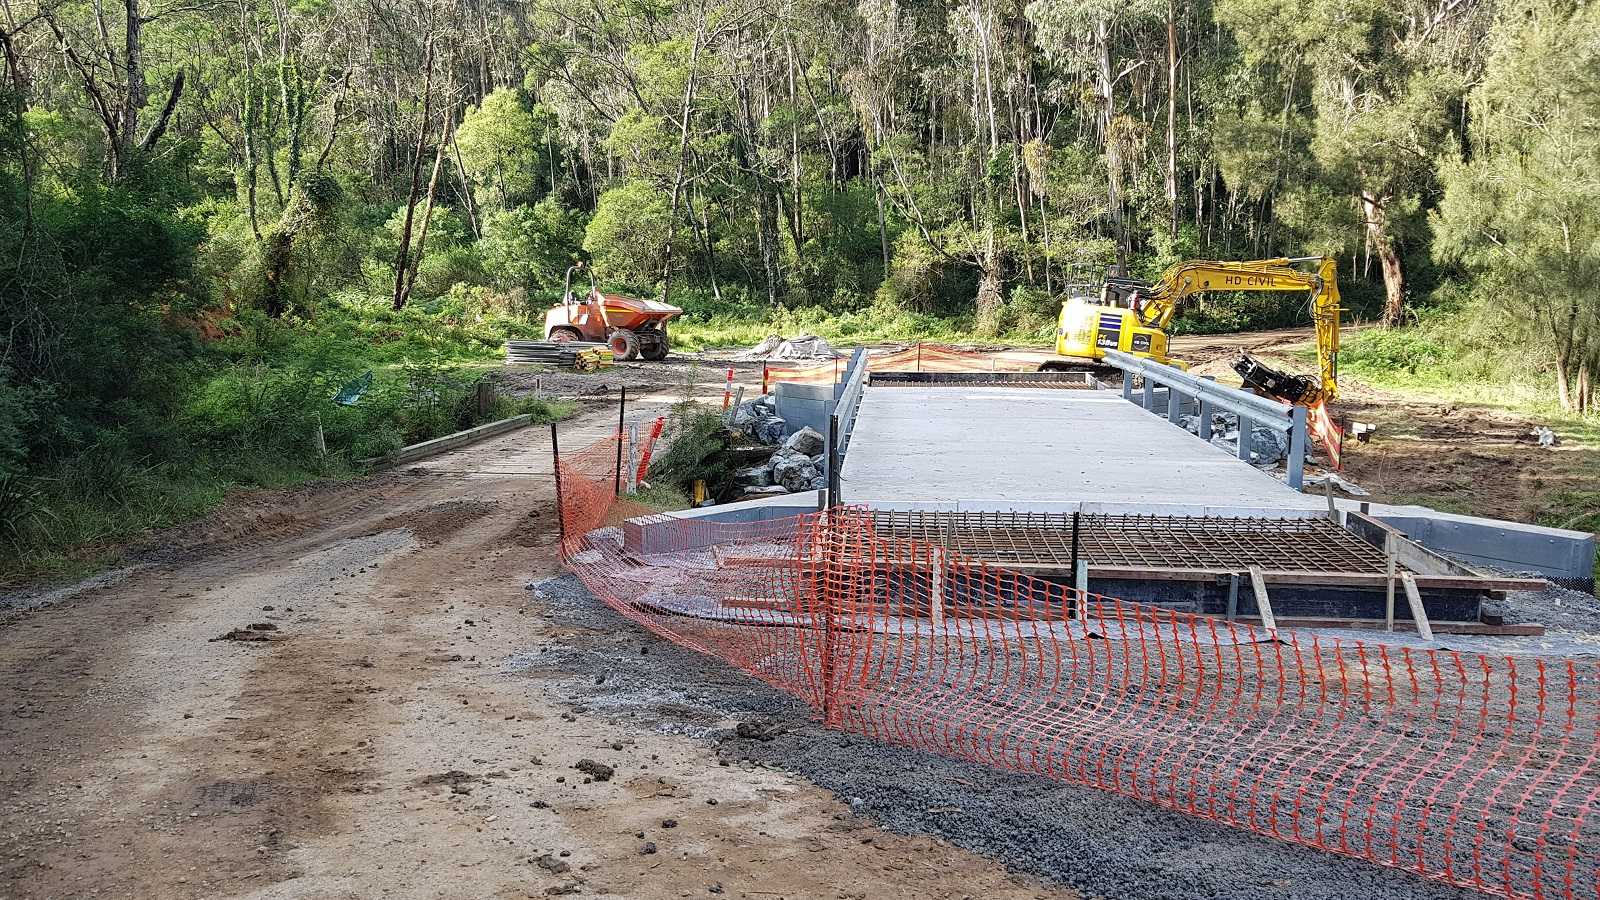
[1,0,1598,565]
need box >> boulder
[1250,426,1288,465]
[778,462,819,493]
[751,417,787,445]
[783,426,825,456]
[733,465,772,488]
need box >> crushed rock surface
[527,574,1474,900]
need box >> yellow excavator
[1048,255,1344,465]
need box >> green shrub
[480,199,586,293]
[584,179,684,288]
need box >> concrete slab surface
[840,386,1324,514]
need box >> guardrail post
[827,413,842,507]
[1167,385,1183,424]
[1237,416,1253,462]
[1121,374,1134,402]
[1142,378,1155,411]
[1198,377,1215,440]
[1287,406,1308,489]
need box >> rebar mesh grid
[557,430,1600,900]
[869,510,1396,573]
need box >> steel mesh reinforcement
[556,431,1600,899]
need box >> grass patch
[0,451,347,587]
[2,379,578,589]
[632,482,692,512]
[667,300,1053,352]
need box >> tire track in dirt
[0,396,1067,899]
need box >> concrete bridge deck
[838,385,1324,516]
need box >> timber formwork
[865,510,1546,630]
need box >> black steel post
[1070,511,1081,617]
[827,413,841,508]
[1070,511,1080,573]
[613,386,626,497]
[551,423,565,560]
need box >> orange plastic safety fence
[763,344,1037,389]
[556,431,1600,900]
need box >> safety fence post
[613,386,626,497]
[635,416,665,485]
[549,423,563,558]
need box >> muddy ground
[1173,329,1599,529]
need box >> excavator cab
[1056,288,1175,364]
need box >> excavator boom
[1052,254,1345,464]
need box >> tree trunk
[875,175,891,276]
[1165,0,1179,240]
[686,187,721,302]
[661,26,704,303]
[786,41,803,248]
[1556,344,1572,410]
[118,0,146,159]
[975,257,1004,337]
[242,49,263,242]
[1096,18,1128,272]
[756,184,782,307]
[399,123,450,309]
[1362,190,1405,326]
[392,39,436,311]
[451,119,480,239]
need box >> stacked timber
[505,340,612,369]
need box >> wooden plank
[1347,512,1480,577]
[1248,566,1278,636]
[1400,572,1435,642]
[1231,616,1544,636]
[714,555,1546,590]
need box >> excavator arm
[1066,255,1346,467]
[1122,256,1341,405]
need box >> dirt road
[0,380,1061,899]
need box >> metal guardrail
[825,348,869,506]
[1102,349,1308,489]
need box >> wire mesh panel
[869,510,1397,573]
[556,431,1600,900]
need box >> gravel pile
[521,574,1474,900]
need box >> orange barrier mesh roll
[556,430,1600,900]
[762,344,1039,390]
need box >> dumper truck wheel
[549,327,581,343]
[608,329,640,361]
[639,329,669,361]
